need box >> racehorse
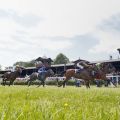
[94,62,117,87]
[58,62,116,88]
[2,66,24,86]
[27,69,54,87]
[58,66,94,88]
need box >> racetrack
[0,86,120,120]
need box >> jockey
[38,65,47,74]
[38,65,47,79]
[11,65,19,72]
[75,64,84,74]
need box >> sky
[0,0,120,68]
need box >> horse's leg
[37,78,42,87]
[63,80,66,88]
[58,82,62,87]
[58,80,65,87]
[85,80,90,89]
[41,75,46,87]
[9,81,11,86]
[28,80,32,87]
[37,81,41,87]
[9,80,13,86]
[105,79,111,87]
[110,80,117,87]
[2,78,4,86]
[10,79,15,86]
[88,82,90,88]
[4,79,7,86]
[2,78,5,86]
[41,74,45,87]
[58,77,68,87]
[42,80,45,87]
[56,79,59,86]
[27,79,30,86]
[4,78,7,86]
[3,78,7,86]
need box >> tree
[13,60,35,67]
[53,53,69,64]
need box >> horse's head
[16,66,25,74]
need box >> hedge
[0,79,105,86]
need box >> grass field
[0,86,120,120]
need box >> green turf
[0,86,120,120]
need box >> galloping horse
[58,65,94,88]
[27,69,54,87]
[58,62,116,88]
[94,62,117,87]
[2,66,24,86]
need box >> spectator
[75,79,81,87]
[95,79,101,87]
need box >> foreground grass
[0,86,120,120]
